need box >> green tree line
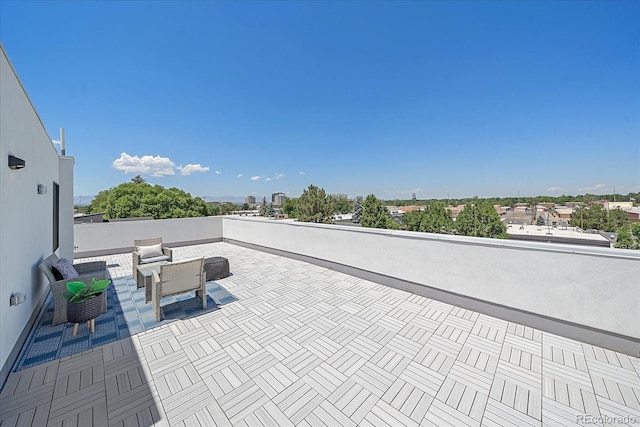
[77,179,635,247]
[83,176,216,219]
[291,185,507,238]
[384,192,639,208]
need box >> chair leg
[197,288,206,310]
[72,323,79,336]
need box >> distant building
[605,201,633,211]
[355,196,364,203]
[73,212,105,224]
[273,193,286,206]
[555,207,574,220]
[412,193,416,200]
[400,206,424,213]
[624,208,640,222]
[446,205,465,218]
[245,195,256,205]
[507,224,610,247]
[513,206,527,214]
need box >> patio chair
[151,257,206,322]
[132,237,173,277]
[39,253,110,325]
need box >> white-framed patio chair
[151,257,206,322]
[132,237,173,277]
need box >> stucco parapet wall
[221,217,640,344]
[74,216,639,343]
[74,216,224,257]
[223,216,640,260]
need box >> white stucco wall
[59,157,75,261]
[73,215,639,340]
[74,216,224,256]
[0,46,71,375]
[222,217,640,340]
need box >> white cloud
[251,176,261,181]
[299,171,306,175]
[112,152,211,177]
[112,152,176,177]
[577,184,607,192]
[265,177,271,182]
[215,170,221,175]
[275,173,285,180]
[547,187,566,192]
[237,174,243,178]
[178,164,210,176]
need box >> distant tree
[569,205,627,232]
[607,208,630,232]
[352,199,363,224]
[419,202,454,233]
[282,197,299,218]
[361,194,397,229]
[297,185,334,223]
[615,223,640,250]
[131,175,147,184]
[220,203,237,215]
[331,195,353,215]
[402,202,453,234]
[536,216,545,226]
[454,200,507,238]
[570,205,607,230]
[259,197,268,216]
[265,203,275,217]
[402,210,423,231]
[88,181,209,219]
[242,202,250,211]
[207,203,221,216]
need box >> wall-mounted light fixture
[8,155,26,170]
[10,292,26,306]
[37,183,48,194]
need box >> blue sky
[1,1,638,201]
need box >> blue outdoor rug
[13,275,237,371]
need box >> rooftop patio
[1,241,639,426]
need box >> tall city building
[412,193,417,200]
[245,195,256,205]
[272,192,287,206]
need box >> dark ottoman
[203,257,230,281]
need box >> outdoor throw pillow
[137,243,163,259]
[52,258,79,280]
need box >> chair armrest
[73,260,107,274]
[163,247,173,261]
[133,251,142,276]
[151,270,162,321]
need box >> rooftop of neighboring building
[506,223,609,242]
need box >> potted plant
[64,278,110,326]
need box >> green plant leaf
[66,281,87,295]
[87,278,110,296]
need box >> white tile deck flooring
[1,242,639,426]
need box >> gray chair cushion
[140,255,171,264]
[53,258,79,280]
